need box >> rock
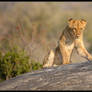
[0,61,92,90]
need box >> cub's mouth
[76,34,80,38]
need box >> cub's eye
[80,28,83,30]
[73,28,76,30]
[73,28,77,32]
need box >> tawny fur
[43,50,55,68]
[43,18,92,68]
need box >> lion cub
[43,18,92,68]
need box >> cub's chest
[64,39,74,51]
[65,38,74,45]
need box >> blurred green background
[0,2,92,64]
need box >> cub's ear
[81,19,86,22]
[68,18,74,28]
[68,18,73,22]
[81,19,87,26]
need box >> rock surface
[0,61,92,90]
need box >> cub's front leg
[75,38,92,61]
[59,41,74,64]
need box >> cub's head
[68,18,87,38]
